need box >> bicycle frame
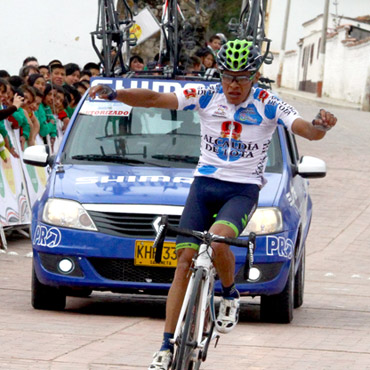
[172,243,216,354]
[153,215,256,368]
[91,0,137,77]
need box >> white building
[264,14,370,110]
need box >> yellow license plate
[134,240,177,268]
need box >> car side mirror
[297,156,326,178]
[23,145,54,167]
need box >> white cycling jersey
[175,85,301,186]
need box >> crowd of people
[0,57,97,160]
[0,34,226,162]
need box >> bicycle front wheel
[174,267,205,370]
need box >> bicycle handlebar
[154,215,256,278]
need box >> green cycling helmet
[217,39,262,72]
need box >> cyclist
[89,39,337,370]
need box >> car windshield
[62,104,283,172]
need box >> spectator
[33,87,50,142]
[73,81,88,97]
[48,59,63,67]
[183,55,202,76]
[19,85,40,147]
[8,88,29,151]
[49,64,65,86]
[129,55,144,72]
[22,56,39,68]
[207,34,222,55]
[80,69,92,82]
[19,65,40,83]
[63,84,81,117]
[42,84,58,149]
[64,63,81,85]
[0,78,23,157]
[51,85,69,132]
[80,79,90,90]
[0,79,24,119]
[83,62,100,77]
[28,73,46,94]
[0,70,10,79]
[196,48,216,69]
[9,75,24,89]
[38,65,50,82]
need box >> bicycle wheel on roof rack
[167,0,180,76]
[239,0,266,47]
[172,267,204,370]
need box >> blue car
[24,77,326,323]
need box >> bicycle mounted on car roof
[91,0,274,85]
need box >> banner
[129,6,161,45]
[15,133,49,208]
[0,122,31,228]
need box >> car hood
[52,164,282,206]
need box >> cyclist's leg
[149,178,214,369]
[149,249,196,370]
[164,248,197,334]
[210,183,259,333]
[211,183,259,281]
[165,177,214,334]
[209,222,237,287]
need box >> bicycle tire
[174,267,205,370]
[168,0,179,75]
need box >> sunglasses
[221,73,255,85]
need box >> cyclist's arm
[292,109,337,140]
[89,86,178,110]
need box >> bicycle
[91,0,137,77]
[153,215,256,370]
[228,0,273,66]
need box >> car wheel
[260,259,294,323]
[32,263,66,310]
[294,245,305,308]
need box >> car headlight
[240,207,283,236]
[42,198,97,231]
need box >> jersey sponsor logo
[203,123,259,162]
[221,121,242,140]
[252,139,270,176]
[183,88,197,99]
[33,225,62,248]
[258,90,269,103]
[234,104,262,125]
[266,235,293,259]
[278,101,298,116]
[212,104,228,118]
[197,85,220,96]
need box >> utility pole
[276,0,291,87]
[317,0,330,97]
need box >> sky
[267,0,370,51]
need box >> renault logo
[152,216,162,233]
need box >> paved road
[1,95,370,369]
